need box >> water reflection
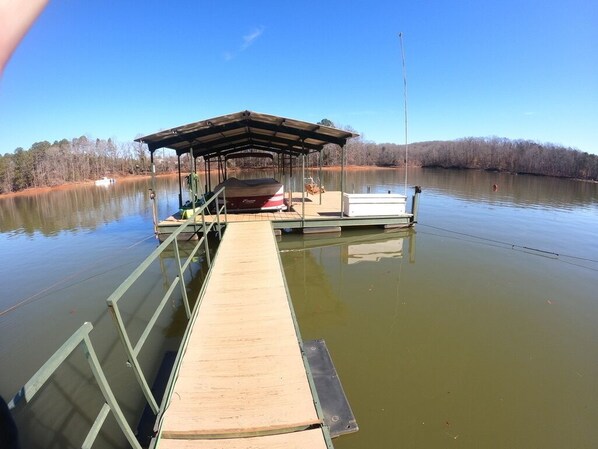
[0,176,182,237]
[280,229,415,337]
[322,168,598,211]
[344,233,405,265]
[280,228,416,265]
[281,171,598,449]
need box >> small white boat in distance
[95,177,116,186]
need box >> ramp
[157,221,328,447]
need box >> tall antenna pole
[399,32,408,195]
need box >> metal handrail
[8,322,142,449]
[106,187,227,415]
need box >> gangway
[154,221,332,447]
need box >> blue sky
[1,0,597,155]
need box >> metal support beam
[190,147,197,207]
[318,150,323,205]
[340,145,345,218]
[177,154,183,209]
[150,150,156,184]
[150,150,159,236]
[301,151,305,227]
[204,158,208,191]
[8,322,142,449]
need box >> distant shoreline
[1,165,595,199]
[0,166,392,198]
[0,173,177,199]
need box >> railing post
[81,334,143,449]
[8,322,143,449]
[201,208,211,267]
[223,188,228,222]
[107,303,159,414]
[173,239,191,319]
[215,190,223,240]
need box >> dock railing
[8,322,143,449]
[106,186,226,417]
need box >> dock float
[155,221,331,448]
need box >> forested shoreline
[1,134,597,195]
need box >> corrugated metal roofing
[136,110,358,158]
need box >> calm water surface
[1,169,597,448]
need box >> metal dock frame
[105,187,226,417]
[8,322,142,449]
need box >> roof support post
[340,144,345,218]
[149,150,159,236]
[150,149,156,190]
[284,152,290,210]
[177,154,182,209]
[204,156,212,192]
[279,153,283,179]
[203,158,207,193]
[318,150,323,205]
[301,146,306,227]
[190,146,197,206]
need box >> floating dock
[135,111,419,240]
[155,221,332,448]
[157,190,416,239]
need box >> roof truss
[135,110,358,158]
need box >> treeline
[308,135,598,181]
[0,136,179,194]
[210,135,598,181]
[2,134,596,194]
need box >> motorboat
[214,177,285,212]
[94,177,115,186]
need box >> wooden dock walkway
[156,221,329,448]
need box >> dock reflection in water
[280,228,415,263]
[280,228,415,338]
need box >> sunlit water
[1,169,597,448]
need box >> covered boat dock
[136,111,419,238]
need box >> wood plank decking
[158,428,328,449]
[158,190,413,235]
[156,221,327,448]
[160,191,343,225]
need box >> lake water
[1,169,597,448]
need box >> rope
[420,223,598,264]
[0,234,155,318]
